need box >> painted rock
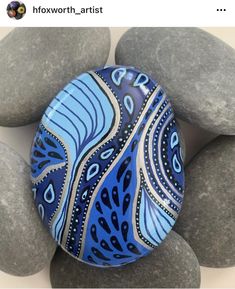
[31,66,185,267]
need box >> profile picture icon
[7,1,26,20]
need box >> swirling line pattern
[31,66,184,267]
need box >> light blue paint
[172,154,182,173]
[111,67,127,86]
[44,183,55,204]
[170,131,179,149]
[133,73,149,87]
[100,148,114,160]
[124,95,134,115]
[43,73,116,242]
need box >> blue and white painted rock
[31,66,185,267]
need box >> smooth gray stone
[50,231,200,288]
[174,136,235,267]
[0,142,56,276]
[115,28,235,135]
[0,28,110,127]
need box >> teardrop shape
[91,225,98,243]
[111,67,127,86]
[36,137,46,150]
[133,73,149,87]
[124,95,134,115]
[98,217,111,234]
[110,236,123,251]
[38,204,44,220]
[114,253,131,259]
[44,137,57,148]
[101,188,112,209]
[43,183,55,204]
[86,163,100,181]
[92,247,110,261]
[172,154,182,173]
[81,187,89,203]
[171,131,179,149]
[116,157,131,182]
[127,243,141,255]
[123,170,132,192]
[100,147,114,160]
[100,239,113,252]
[95,201,103,214]
[34,150,45,158]
[121,221,129,242]
[48,151,63,160]
[111,211,119,231]
[87,255,96,264]
[123,193,131,215]
[131,139,138,152]
[112,186,119,207]
[38,160,50,169]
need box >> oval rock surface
[31,65,185,267]
[115,28,235,135]
[0,27,111,126]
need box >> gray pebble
[50,231,200,288]
[0,142,56,276]
[0,28,110,127]
[174,136,235,267]
[115,28,235,135]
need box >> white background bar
[0,0,235,27]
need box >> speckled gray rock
[50,231,200,288]
[0,142,56,276]
[0,28,110,127]
[174,136,235,267]
[115,28,235,135]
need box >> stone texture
[115,28,235,135]
[0,142,57,276]
[174,136,235,267]
[50,231,200,288]
[0,28,111,127]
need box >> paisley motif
[31,65,185,267]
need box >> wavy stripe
[144,189,162,244]
[48,105,81,148]
[157,116,183,198]
[63,88,94,133]
[79,83,162,258]
[138,186,173,246]
[136,102,179,216]
[31,162,66,184]
[75,79,106,138]
[42,73,115,243]
[54,97,88,144]
[61,71,122,247]
[70,81,98,135]
[132,101,177,249]
[148,111,182,206]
